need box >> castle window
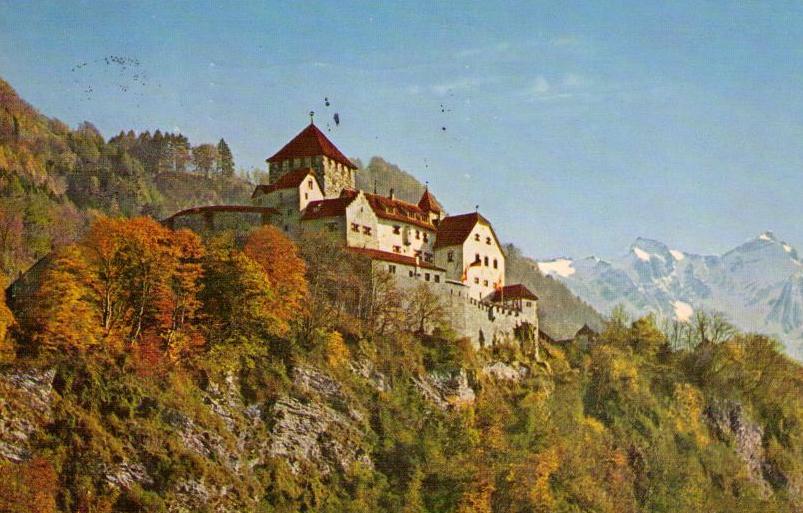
[393,245,401,253]
[493,259,498,269]
[474,277,480,284]
[425,273,430,281]
[326,222,337,232]
[434,275,440,283]
[483,280,489,286]
[484,256,489,266]
[423,233,429,242]
[393,225,401,234]
[414,250,422,258]
[409,270,414,277]
[308,179,313,190]
[304,193,309,200]
[351,223,360,232]
[474,234,480,241]
[486,237,491,245]
[447,251,454,263]
[526,301,532,307]
[362,226,371,235]
[304,157,312,167]
[475,253,481,263]
[293,158,301,167]
[388,265,397,274]
[415,230,420,239]
[424,252,433,262]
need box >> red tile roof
[348,247,446,271]
[364,192,436,231]
[490,284,539,302]
[300,189,359,220]
[267,123,357,169]
[434,212,501,249]
[417,189,442,213]
[163,205,278,223]
[252,168,317,198]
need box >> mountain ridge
[537,232,803,359]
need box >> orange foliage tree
[0,456,58,513]
[243,225,307,336]
[25,216,204,357]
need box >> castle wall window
[434,275,440,283]
[304,193,309,200]
[526,301,532,307]
[423,233,429,242]
[293,158,301,167]
[486,237,491,245]
[474,234,480,241]
[393,225,401,234]
[474,277,480,284]
[415,230,420,239]
[483,280,489,286]
[308,179,313,190]
[493,259,498,269]
[447,250,454,263]
[388,265,397,274]
[425,273,431,282]
[415,250,422,257]
[393,245,401,253]
[362,226,371,235]
[351,223,360,232]
[326,222,337,232]
[409,270,414,277]
[475,253,481,263]
[484,256,489,266]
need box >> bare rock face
[414,369,476,409]
[266,365,372,476]
[705,400,770,494]
[0,367,55,462]
[482,362,529,382]
[349,359,389,392]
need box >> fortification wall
[389,272,538,348]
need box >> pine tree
[217,138,234,177]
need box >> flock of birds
[71,55,152,102]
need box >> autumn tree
[0,457,58,513]
[405,282,448,334]
[191,143,218,178]
[24,217,205,356]
[243,225,308,336]
[200,244,281,348]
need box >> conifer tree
[217,138,234,177]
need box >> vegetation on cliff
[0,217,800,512]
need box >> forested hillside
[0,216,800,513]
[0,78,251,281]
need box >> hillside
[0,217,801,513]
[537,234,803,360]
[0,77,252,280]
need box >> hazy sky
[2,1,802,259]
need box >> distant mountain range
[537,232,803,359]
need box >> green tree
[217,138,235,177]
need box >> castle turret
[418,187,443,224]
[266,122,357,199]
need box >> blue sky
[2,1,802,259]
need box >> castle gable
[252,167,317,198]
[434,212,500,249]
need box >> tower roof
[267,123,357,169]
[417,189,442,213]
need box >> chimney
[389,188,395,200]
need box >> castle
[166,122,539,346]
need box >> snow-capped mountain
[537,232,803,360]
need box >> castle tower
[266,122,358,199]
